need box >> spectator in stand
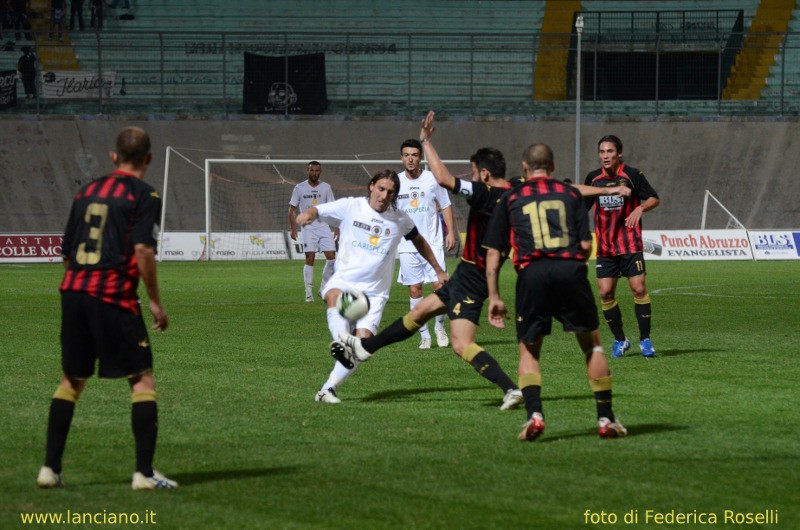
[49,0,65,41]
[10,0,32,42]
[69,0,84,31]
[89,0,103,29]
[17,46,36,98]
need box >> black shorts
[515,259,599,344]
[595,252,647,279]
[434,261,487,325]
[60,291,153,379]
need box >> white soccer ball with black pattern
[336,289,370,323]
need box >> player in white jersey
[397,139,456,349]
[288,161,338,303]
[296,169,448,404]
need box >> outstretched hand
[420,111,436,142]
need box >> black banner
[243,52,327,114]
[0,70,17,109]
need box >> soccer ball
[336,289,370,323]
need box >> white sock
[434,314,446,331]
[321,259,336,290]
[322,360,356,391]
[303,265,313,294]
[410,296,430,338]
[321,307,357,390]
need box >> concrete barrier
[2,115,799,232]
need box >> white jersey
[289,180,335,230]
[396,169,451,253]
[316,197,417,298]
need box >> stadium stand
[2,0,799,116]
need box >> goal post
[700,189,746,230]
[160,150,471,261]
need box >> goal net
[160,148,472,261]
[700,189,746,230]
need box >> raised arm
[420,111,457,191]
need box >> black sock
[594,390,614,421]
[602,304,626,341]
[361,316,417,353]
[131,401,158,477]
[469,351,516,392]
[521,385,543,418]
[44,399,76,474]
[635,302,652,341]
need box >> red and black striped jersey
[583,164,659,257]
[484,176,590,270]
[452,176,523,271]
[59,171,161,314]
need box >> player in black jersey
[336,111,525,410]
[37,127,177,491]
[485,143,627,441]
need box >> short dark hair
[470,147,506,179]
[308,160,321,168]
[522,143,554,172]
[598,135,623,153]
[400,139,423,153]
[367,169,400,209]
[115,127,151,166]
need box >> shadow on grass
[653,348,716,357]
[361,385,485,402]
[539,422,689,443]
[100,467,300,487]
[168,467,300,485]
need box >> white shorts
[321,278,388,334]
[301,224,336,253]
[397,249,446,286]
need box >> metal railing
[5,29,800,117]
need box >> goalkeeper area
[160,147,472,261]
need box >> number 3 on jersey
[522,200,568,250]
[76,202,109,265]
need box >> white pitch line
[651,285,779,299]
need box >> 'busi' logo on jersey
[353,221,372,232]
[599,195,625,210]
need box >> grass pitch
[1,260,798,529]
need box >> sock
[634,295,652,342]
[434,314,446,331]
[131,391,158,477]
[601,299,626,342]
[410,296,430,339]
[361,314,420,353]
[303,265,314,294]
[589,376,614,421]
[465,345,516,392]
[321,360,356,390]
[519,372,543,418]
[44,387,79,474]
[321,259,336,289]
